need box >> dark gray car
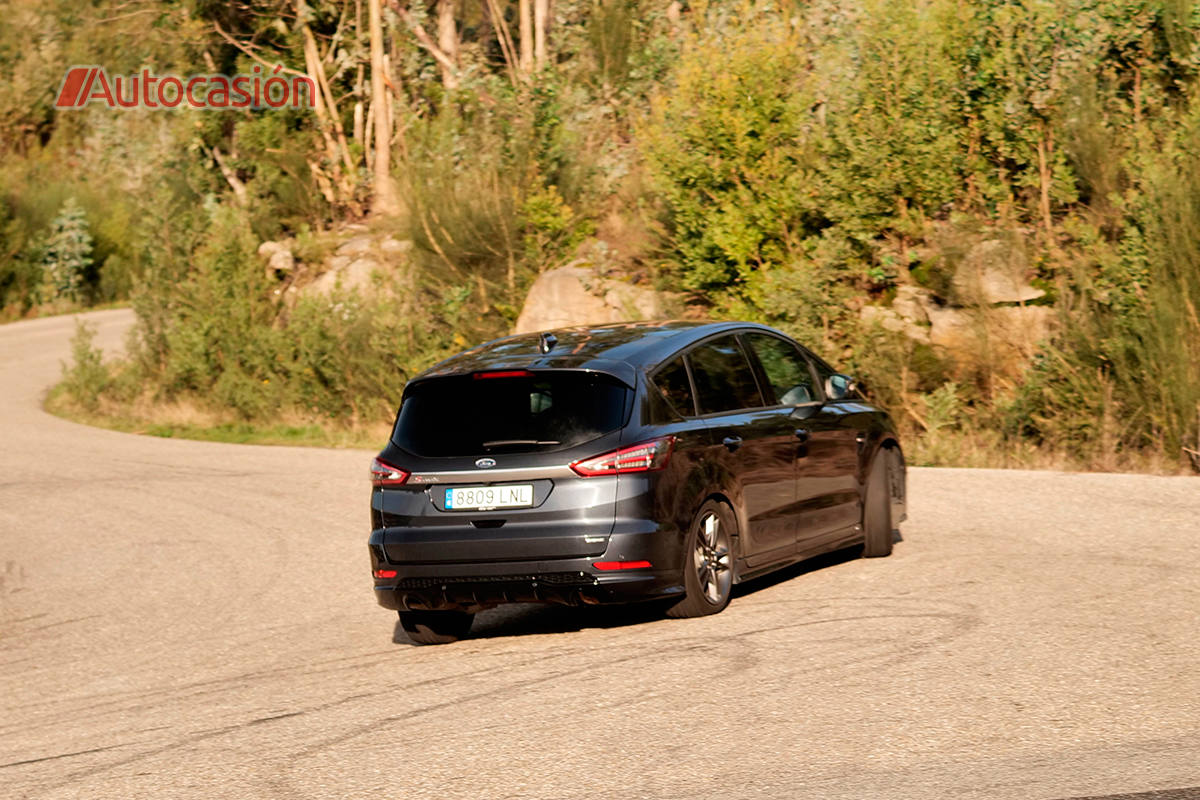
[369,321,906,643]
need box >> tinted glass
[393,372,629,457]
[652,357,696,417]
[688,336,764,414]
[745,333,817,405]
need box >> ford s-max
[368,321,906,643]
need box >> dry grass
[907,427,1193,475]
[45,385,390,450]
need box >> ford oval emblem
[475,458,497,469]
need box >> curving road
[1,309,1198,800]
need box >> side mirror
[825,373,857,401]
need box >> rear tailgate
[375,369,631,564]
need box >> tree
[369,0,402,215]
[438,0,460,89]
[41,198,93,302]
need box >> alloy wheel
[695,511,733,604]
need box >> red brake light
[373,569,398,578]
[370,457,409,486]
[473,370,533,380]
[570,436,676,477]
[593,560,653,571]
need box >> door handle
[722,436,743,451]
[794,428,810,443]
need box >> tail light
[474,369,533,379]
[370,457,409,486]
[570,436,675,477]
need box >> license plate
[444,484,534,511]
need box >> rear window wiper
[481,439,561,448]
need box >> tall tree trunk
[369,0,401,216]
[518,0,533,75]
[298,1,355,177]
[1037,121,1053,240]
[533,0,548,71]
[483,0,520,86]
[437,0,459,89]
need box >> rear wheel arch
[703,491,740,533]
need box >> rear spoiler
[405,358,638,392]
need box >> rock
[258,240,294,274]
[993,306,1054,356]
[953,239,1045,304]
[268,249,294,273]
[860,305,930,343]
[927,305,1054,379]
[926,306,972,350]
[513,265,665,334]
[309,254,385,295]
[892,285,935,323]
[335,235,375,257]
[380,237,413,256]
[258,240,287,259]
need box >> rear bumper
[368,525,685,612]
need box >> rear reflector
[373,569,398,579]
[593,560,653,571]
[473,370,533,380]
[571,436,675,477]
[370,457,409,486]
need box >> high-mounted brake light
[473,370,533,380]
[593,560,653,571]
[570,436,676,477]
[369,457,410,486]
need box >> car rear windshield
[392,371,631,457]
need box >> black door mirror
[825,373,857,401]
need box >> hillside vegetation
[3,0,1199,470]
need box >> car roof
[409,320,782,387]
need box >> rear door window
[393,372,630,457]
[651,356,696,418]
[687,335,765,414]
[744,332,818,406]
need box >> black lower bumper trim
[374,571,681,612]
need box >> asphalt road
[1,309,1198,800]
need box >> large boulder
[952,239,1045,304]
[513,265,664,334]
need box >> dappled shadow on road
[392,541,887,645]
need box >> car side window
[651,356,696,418]
[687,335,765,414]
[744,332,818,406]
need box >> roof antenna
[538,332,557,354]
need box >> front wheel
[668,500,736,618]
[862,451,894,558]
[398,610,474,644]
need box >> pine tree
[42,198,93,301]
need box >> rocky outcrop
[307,235,411,295]
[255,231,413,300]
[859,238,1054,379]
[952,239,1045,304]
[513,264,664,334]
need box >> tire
[862,450,894,558]
[668,500,736,618]
[398,610,474,644]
